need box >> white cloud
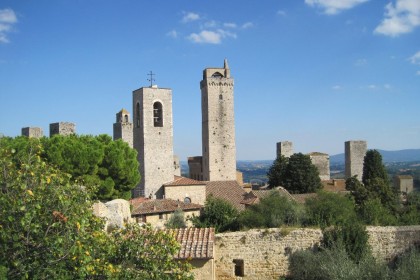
[277,10,287,16]
[354,58,368,66]
[0,8,17,44]
[409,50,420,65]
[166,30,178,38]
[242,22,254,29]
[204,20,218,28]
[368,84,377,89]
[332,85,342,90]
[384,84,391,90]
[187,29,236,44]
[305,0,369,15]
[182,12,200,23]
[224,22,237,28]
[417,70,420,76]
[375,0,420,37]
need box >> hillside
[330,149,420,164]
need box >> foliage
[165,209,187,229]
[362,149,389,185]
[110,224,193,280]
[267,153,322,194]
[267,155,288,188]
[304,191,357,228]
[322,221,370,264]
[392,248,420,279]
[289,246,391,280]
[359,198,398,226]
[6,135,140,200]
[399,192,420,225]
[191,195,239,233]
[0,138,191,279]
[238,191,304,229]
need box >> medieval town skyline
[1,1,419,160]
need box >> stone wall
[49,122,76,137]
[345,140,367,181]
[276,141,293,158]
[164,184,206,206]
[21,127,43,138]
[214,226,420,280]
[308,152,330,181]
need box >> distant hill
[330,149,420,164]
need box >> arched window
[136,103,140,128]
[153,102,163,127]
[124,114,128,123]
[184,197,191,204]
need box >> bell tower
[132,84,174,198]
[201,59,237,181]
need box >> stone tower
[276,141,293,158]
[345,140,367,181]
[201,59,236,181]
[132,85,174,198]
[113,109,133,148]
[308,152,330,181]
[22,127,43,138]
[49,122,76,137]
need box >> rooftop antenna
[147,71,155,87]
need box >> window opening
[153,102,163,127]
[136,103,140,128]
[184,197,191,204]
[233,259,244,277]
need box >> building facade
[113,108,133,148]
[345,140,367,181]
[276,141,293,158]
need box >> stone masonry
[201,59,236,181]
[345,140,367,181]
[49,122,76,137]
[21,127,43,138]
[113,108,133,148]
[308,152,330,181]
[132,86,174,198]
[214,226,420,279]
[276,141,293,158]
[188,156,203,181]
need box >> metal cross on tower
[147,71,155,87]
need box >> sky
[0,0,419,161]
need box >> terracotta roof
[322,179,347,192]
[164,176,206,186]
[206,180,246,211]
[241,187,295,205]
[131,199,203,216]
[168,228,215,260]
[129,197,150,210]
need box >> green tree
[362,149,388,185]
[191,196,239,233]
[283,153,322,194]
[267,155,288,188]
[305,191,357,228]
[165,209,187,229]
[0,137,191,279]
[238,191,303,229]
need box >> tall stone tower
[276,141,293,158]
[113,109,133,148]
[132,85,174,198]
[22,127,43,138]
[201,59,236,181]
[49,122,76,137]
[345,140,367,181]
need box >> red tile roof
[206,180,246,211]
[129,197,150,210]
[168,227,215,260]
[131,199,203,216]
[240,187,294,205]
[164,176,206,186]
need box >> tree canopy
[362,149,388,185]
[268,153,322,194]
[4,135,140,200]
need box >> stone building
[49,122,76,137]
[164,176,207,206]
[132,85,174,198]
[308,152,330,181]
[173,155,181,176]
[345,140,367,181]
[276,141,293,158]
[21,127,43,138]
[113,108,133,148]
[188,156,203,181]
[394,175,414,194]
[201,59,236,181]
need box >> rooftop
[168,227,215,260]
[131,199,203,216]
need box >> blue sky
[0,0,419,160]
